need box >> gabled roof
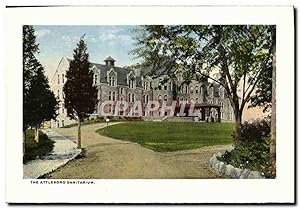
[65,58,142,87]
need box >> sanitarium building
[50,56,234,128]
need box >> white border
[5,6,295,203]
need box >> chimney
[104,56,116,66]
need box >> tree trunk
[270,40,276,175]
[234,112,242,147]
[34,126,39,142]
[77,119,82,149]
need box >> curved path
[48,122,232,179]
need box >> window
[94,74,98,85]
[158,84,162,90]
[146,95,149,103]
[164,95,168,101]
[57,121,60,128]
[120,88,124,94]
[62,74,64,83]
[62,103,64,114]
[163,84,168,91]
[109,91,116,101]
[109,72,116,86]
[131,94,135,102]
[158,95,162,103]
[58,74,60,84]
[57,90,60,99]
[62,120,64,127]
[195,85,199,94]
[129,79,135,88]
[112,91,116,101]
[190,86,194,94]
[128,93,131,102]
[144,81,148,90]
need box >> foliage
[219,119,274,178]
[24,129,54,163]
[23,25,58,131]
[239,119,271,142]
[63,37,98,122]
[26,66,59,128]
[217,137,274,178]
[249,64,273,112]
[132,25,275,145]
[97,122,234,152]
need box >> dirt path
[47,123,232,179]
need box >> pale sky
[34,25,139,79]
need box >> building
[50,56,234,128]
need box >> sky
[34,25,140,78]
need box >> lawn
[24,129,54,163]
[96,122,234,152]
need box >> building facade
[50,56,234,128]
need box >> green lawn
[96,122,234,152]
[24,129,54,163]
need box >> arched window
[109,71,116,86]
[131,93,135,102]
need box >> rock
[248,171,264,179]
[225,164,235,177]
[240,169,251,179]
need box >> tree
[132,25,275,146]
[23,25,59,142]
[23,25,40,132]
[63,37,98,149]
[26,66,59,141]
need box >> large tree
[63,37,98,149]
[23,25,58,143]
[132,25,275,146]
[26,66,58,141]
[23,25,40,131]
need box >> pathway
[47,123,233,179]
[23,129,81,179]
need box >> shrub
[218,118,274,178]
[24,129,55,163]
[240,118,271,142]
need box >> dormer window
[108,71,116,86]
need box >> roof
[65,58,142,87]
[104,56,116,62]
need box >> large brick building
[50,56,234,128]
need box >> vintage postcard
[5,5,295,204]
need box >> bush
[218,137,273,177]
[218,118,274,178]
[239,118,271,142]
[24,129,55,163]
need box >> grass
[62,116,143,128]
[24,129,55,163]
[96,122,234,152]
